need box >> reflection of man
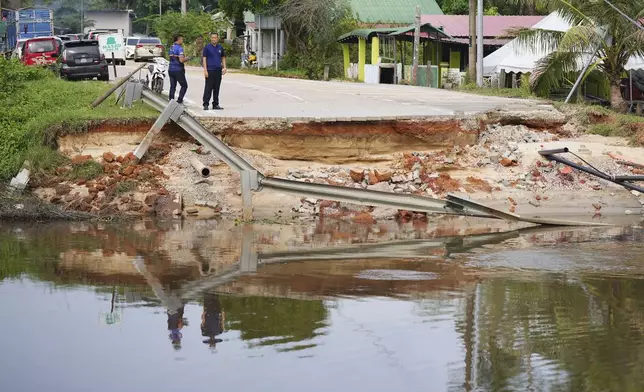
[168,304,186,350]
[201,293,225,347]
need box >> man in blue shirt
[168,34,188,104]
[202,32,227,110]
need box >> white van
[98,33,126,65]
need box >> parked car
[64,34,82,41]
[11,39,27,59]
[56,35,71,42]
[125,36,139,59]
[21,36,60,66]
[134,37,164,62]
[56,40,109,81]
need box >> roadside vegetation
[555,103,644,145]
[0,58,156,181]
[458,82,537,99]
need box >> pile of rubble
[36,147,184,216]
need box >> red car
[21,37,60,66]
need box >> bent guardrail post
[133,99,184,160]
[91,63,146,108]
[241,170,260,220]
[123,82,136,108]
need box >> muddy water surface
[1,219,643,392]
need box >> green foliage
[458,83,537,99]
[436,0,549,15]
[511,0,644,109]
[0,59,156,181]
[68,161,104,181]
[588,123,614,136]
[115,180,138,195]
[153,11,218,46]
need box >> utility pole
[181,0,187,15]
[411,5,421,85]
[80,0,84,35]
[468,0,476,83]
[476,0,483,86]
[159,0,162,15]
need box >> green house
[350,0,443,24]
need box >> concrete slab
[116,62,540,121]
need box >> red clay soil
[214,119,479,143]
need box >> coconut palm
[509,0,644,110]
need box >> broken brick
[103,152,116,163]
[71,155,92,165]
[349,169,364,183]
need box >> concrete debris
[9,168,30,192]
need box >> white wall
[84,11,132,37]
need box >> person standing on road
[202,32,227,110]
[168,34,188,104]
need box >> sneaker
[203,106,209,111]
[213,105,223,110]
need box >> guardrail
[126,85,608,227]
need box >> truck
[0,8,17,57]
[16,7,54,41]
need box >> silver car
[134,37,164,62]
[125,36,138,59]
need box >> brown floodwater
[0,218,643,392]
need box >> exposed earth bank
[23,103,644,225]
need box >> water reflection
[0,219,643,392]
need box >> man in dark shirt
[202,32,227,110]
[168,34,188,104]
[201,293,225,347]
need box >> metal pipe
[538,147,569,155]
[189,157,211,177]
[540,150,644,193]
[91,63,146,108]
[613,175,644,182]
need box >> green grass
[457,83,537,99]
[556,102,644,143]
[236,67,309,80]
[115,180,138,195]
[68,161,104,181]
[0,60,157,180]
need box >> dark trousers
[169,70,188,103]
[203,68,222,107]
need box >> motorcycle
[145,57,167,94]
[242,51,257,68]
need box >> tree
[153,10,218,45]
[274,0,357,79]
[510,0,644,110]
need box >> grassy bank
[457,83,537,99]
[555,103,644,145]
[0,59,157,180]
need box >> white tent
[626,56,644,71]
[483,12,573,76]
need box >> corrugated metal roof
[351,0,443,23]
[420,15,545,38]
[338,27,399,43]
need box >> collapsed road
[117,86,610,227]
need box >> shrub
[0,59,156,180]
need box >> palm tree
[510,0,644,110]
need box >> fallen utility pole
[539,148,644,193]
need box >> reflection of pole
[133,255,183,312]
[463,289,475,392]
[111,286,116,314]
